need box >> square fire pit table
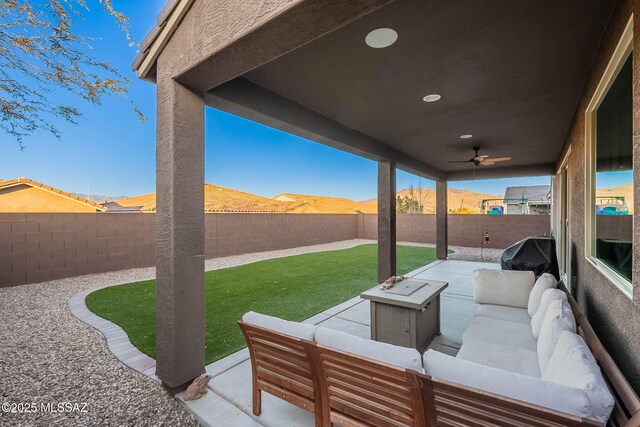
[361,279,448,352]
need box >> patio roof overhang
[140,0,615,181]
[135,0,617,389]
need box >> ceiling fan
[448,146,512,168]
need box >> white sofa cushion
[242,311,317,341]
[537,299,576,372]
[476,304,531,325]
[531,288,568,337]
[315,327,423,372]
[423,350,592,420]
[543,331,614,424]
[463,315,537,352]
[473,269,535,308]
[528,273,557,316]
[457,339,541,377]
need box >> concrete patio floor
[178,259,500,426]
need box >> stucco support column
[155,76,205,389]
[436,180,448,260]
[378,160,396,282]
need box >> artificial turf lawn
[85,244,441,364]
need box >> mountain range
[364,188,500,214]
[596,183,633,212]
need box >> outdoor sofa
[238,270,640,426]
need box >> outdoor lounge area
[178,259,494,426]
[122,0,640,425]
[177,259,639,426]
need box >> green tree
[1,0,141,147]
[396,182,426,213]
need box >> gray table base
[370,295,441,352]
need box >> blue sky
[597,171,633,189]
[0,1,554,200]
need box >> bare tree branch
[0,0,143,148]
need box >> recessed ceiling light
[422,94,441,103]
[460,134,473,139]
[365,28,398,48]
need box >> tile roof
[111,192,157,212]
[101,201,146,212]
[0,177,105,211]
[131,0,193,79]
[504,185,551,204]
[275,193,378,214]
[114,184,292,213]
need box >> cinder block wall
[1,212,550,287]
[595,215,633,241]
[0,213,358,287]
[204,213,358,258]
[362,214,551,248]
[0,213,155,287]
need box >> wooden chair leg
[252,386,262,416]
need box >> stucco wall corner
[558,0,640,393]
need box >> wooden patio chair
[238,320,323,426]
[313,343,426,427]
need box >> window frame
[584,15,634,299]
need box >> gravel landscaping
[0,271,199,427]
[0,239,501,426]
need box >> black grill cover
[501,236,559,280]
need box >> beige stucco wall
[552,0,640,393]
[0,185,99,213]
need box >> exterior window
[585,18,633,297]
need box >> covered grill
[501,236,559,279]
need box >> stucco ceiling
[243,0,615,177]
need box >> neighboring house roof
[131,0,194,79]
[275,193,378,214]
[0,177,105,212]
[112,193,157,212]
[504,185,551,205]
[101,201,145,213]
[115,184,292,213]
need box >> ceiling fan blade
[455,162,474,168]
[481,161,495,166]
[448,160,471,164]
[480,154,490,158]
[486,157,511,162]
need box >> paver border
[69,288,158,380]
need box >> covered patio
[131,0,640,424]
[178,259,497,426]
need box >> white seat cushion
[528,273,557,316]
[242,311,317,341]
[543,331,614,424]
[457,339,541,377]
[473,269,535,308]
[423,350,592,420]
[463,315,537,352]
[476,304,531,324]
[315,327,423,372]
[531,288,568,337]
[537,300,576,372]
